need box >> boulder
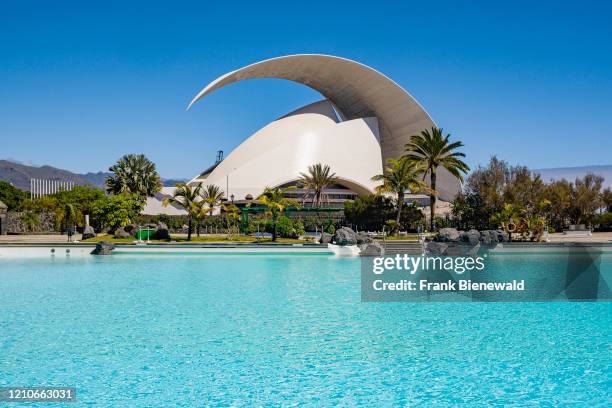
[91,240,114,255]
[496,229,510,242]
[154,228,171,240]
[461,229,481,245]
[480,230,499,245]
[114,227,131,239]
[123,224,137,234]
[356,232,374,245]
[425,242,448,255]
[332,227,357,246]
[437,228,460,242]
[82,225,96,240]
[319,232,333,244]
[359,242,384,256]
[480,230,491,245]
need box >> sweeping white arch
[189,54,435,164]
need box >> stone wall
[6,212,56,234]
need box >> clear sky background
[1,0,611,178]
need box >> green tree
[21,211,40,232]
[344,194,395,231]
[105,154,162,197]
[54,185,106,229]
[257,187,300,241]
[404,127,469,231]
[298,163,337,206]
[0,181,28,211]
[571,174,604,226]
[221,203,241,233]
[491,203,524,241]
[466,156,509,212]
[372,157,427,232]
[200,184,225,215]
[603,187,612,212]
[162,183,201,240]
[451,193,492,230]
[544,179,573,231]
[93,193,145,232]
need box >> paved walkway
[0,234,83,243]
[547,232,612,243]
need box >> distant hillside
[0,159,186,191]
[534,165,612,188]
[162,178,188,187]
[0,160,95,190]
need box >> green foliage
[0,181,28,211]
[20,185,106,231]
[325,222,336,235]
[93,193,145,232]
[344,194,394,231]
[105,153,162,197]
[464,157,608,231]
[257,187,301,241]
[594,212,612,231]
[451,193,494,230]
[274,216,303,238]
[20,210,40,232]
[257,216,305,239]
[385,220,400,234]
[344,194,424,232]
[134,214,189,230]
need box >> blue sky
[1,1,611,178]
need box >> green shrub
[0,181,28,211]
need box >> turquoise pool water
[0,254,610,406]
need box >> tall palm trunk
[396,190,405,229]
[272,213,278,242]
[429,171,437,231]
[187,217,192,241]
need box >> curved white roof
[189,100,383,201]
[189,54,435,164]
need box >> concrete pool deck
[2,232,612,244]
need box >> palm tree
[163,183,201,241]
[106,154,162,197]
[298,163,337,206]
[257,187,300,241]
[201,184,225,212]
[372,158,428,231]
[221,203,241,234]
[195,185,225,236]
[404,127,470,230]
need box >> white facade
[142,187,187,216]
[189,100,382,200]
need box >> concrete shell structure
[188,54,460,201]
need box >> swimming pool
[1,254,610,406]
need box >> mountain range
[1,159,610,191]
[0,160,187,190]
